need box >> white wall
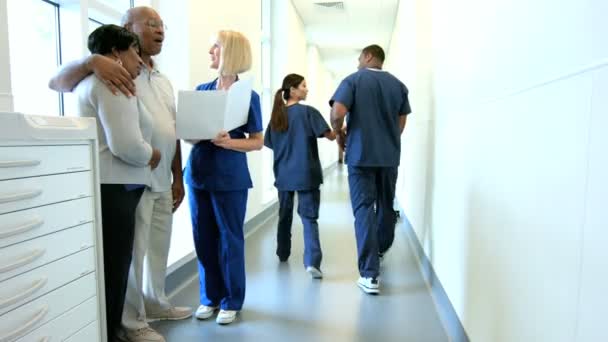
[155,0,268,266]
[389,0,608,340]
[157,0,338,267]
[0,0,13,112]
[307,45,339,168]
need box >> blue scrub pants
[188,186,248,311]
[276,189,323,269]
[347,166,398,278]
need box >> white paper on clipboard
[176,78,253,139]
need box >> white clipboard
[176,78,253,139]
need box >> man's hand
[172,180,185,212]
[149,149,161,169]
[88,55,136,97]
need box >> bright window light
[7,0,62,116]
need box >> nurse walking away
[329,44,411,295]
[185,30,263,325]
[264,74,336,279]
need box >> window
[88,18,104,35]
[7,0,62,116]
[96,0,132,14]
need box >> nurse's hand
[212,130,231,149]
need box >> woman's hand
[212,130,232,149]
[148,149,161,169]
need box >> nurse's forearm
[223,134,264,152]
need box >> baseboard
[165,161,338,297]
[399,213,470,342]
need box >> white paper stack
[176,78,253,139]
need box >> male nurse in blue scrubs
[329,44,411,295]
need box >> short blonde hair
[217,30,252,76]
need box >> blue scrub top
[330,68,411,167]
[264,104,330,191]
[185,79,263,191]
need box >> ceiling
[291,0,400,79]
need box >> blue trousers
[347,166,398,278]
[276,189,323,269]
[188,187,247,310]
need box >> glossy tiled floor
[152,166,449,342]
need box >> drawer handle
[0,305,48,342]
[0,249,45,274]
[0,277,48,310]
[0,190,43,204]
[0,160,41,169]
[0,217,44,239]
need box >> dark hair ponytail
[270,73,305,132]
[270,89,288,132]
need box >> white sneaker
[306,266,323,279]
[195,304,218,320]
[357,277,380,294]
[216,309,238,325]
[117,327,165,342]
[147,306,192,322]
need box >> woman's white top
[75,74,154,185]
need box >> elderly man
[49,6,189,342]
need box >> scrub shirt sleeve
[308,106,331,137]
[245,91,264,134]
[400,83,412,115]
[329,76,355,109]
[264,123,273,149]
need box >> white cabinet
[0,112,105,342]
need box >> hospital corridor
[1,0,607,341]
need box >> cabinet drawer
[0,224,94,283]
[0,172,92,215]
[0,248,95,316]
[0,273,97,342]
[0,145,91,181]
[15,297,98,342]
[0,198,94,248]
[65,320,99,342]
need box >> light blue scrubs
[264,104,330,268]
[185,78,263,310]
[330,68,411,278]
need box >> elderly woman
[74,24,160,341]
[185,30,263,325]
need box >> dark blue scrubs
[330,68,411,278]
[185,78,263,310]
[264,104,330,268]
